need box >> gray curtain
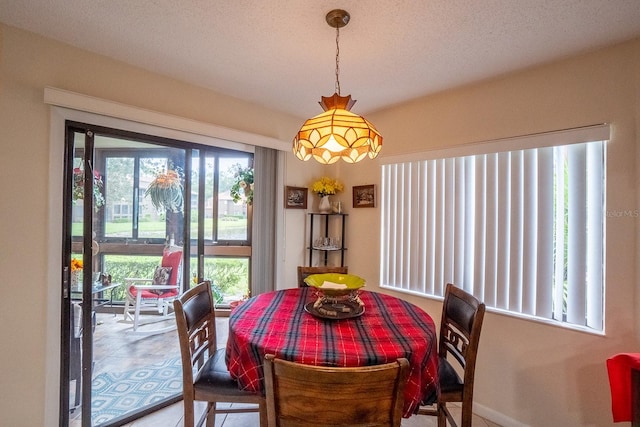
[250,146,278,295]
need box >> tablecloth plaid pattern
[225,287,439,417]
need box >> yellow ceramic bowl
[304,273,366,296]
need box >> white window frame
[380,125,609,333]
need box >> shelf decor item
[230,163,254,205]
[306,212,347,267]
[311,176,343,213]
[318,195,331,213]
[145,168,184,213]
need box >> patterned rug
[91,357,183,424]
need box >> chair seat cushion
[128,285,178,299]
[439,356,464,394]
[194,348,259,398]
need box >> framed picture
[353,184,376,208]
[285,186,308,209]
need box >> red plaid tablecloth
[225,288,439,417]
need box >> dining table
[225,286,439,417]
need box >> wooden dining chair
[174,281,266,427]
[418,283,486,427]
[263,354,409,427]
[296,265,348,287]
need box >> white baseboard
[474,402,529,427]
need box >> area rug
[91,357,183,424]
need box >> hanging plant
[229,164,254,205]
[145,168,184,213]
[72,167,105,211]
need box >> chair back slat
[442,323,469,368]
[264,355,409,427]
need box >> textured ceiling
[2,0,640,118]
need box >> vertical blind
[381,126,608,331]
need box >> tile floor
[122,400,502,427]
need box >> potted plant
[72,167,105,211]
[145,168,184,213]
[229,164,254,205]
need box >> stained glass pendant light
[293,9,383,164]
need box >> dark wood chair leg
[258,401,267,427]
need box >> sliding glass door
[189,151,253,304]
[60,122,253,426]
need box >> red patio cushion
[128,286,178,299]
[161,249,182,285]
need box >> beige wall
[0,23,322,426]
[1,21,639,426]
[342,39,640,426]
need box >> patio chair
[174,281,266,427]
[418,283,486,427]
[263,354,409,427]
[123,245,183,332]
[296,265,348,287]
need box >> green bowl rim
[303,273,366,289]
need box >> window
[190,153,252,242]
[103,154,179,240]
[380,125,609,332]
[69,125,254,306]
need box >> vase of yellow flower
[318,195,331,213]
[311,177,344,213]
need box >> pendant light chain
[335,25,341,95]
[292,9,383,164]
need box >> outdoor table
[225,287,439,417]
[71,282,120,309]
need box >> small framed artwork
[353,184,376,208]
[285,186,308,209]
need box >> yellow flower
[71,258,83,271]
[311,177,344,197]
